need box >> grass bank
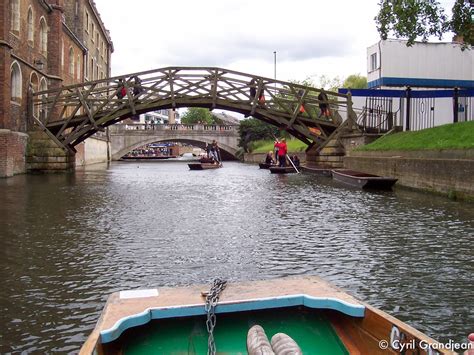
[357,121,474,151]
[251,139,308,153]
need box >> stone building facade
[0,0,113,177]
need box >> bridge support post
[26,130,75,173]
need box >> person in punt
[265,151,275,165]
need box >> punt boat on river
[332,169,398,190]
[80,276,452,354]
[188,157,222,170]
[269,166,298,174]
[258,162,275,169]
[188,162,222,170]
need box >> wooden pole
[286,154,300,174]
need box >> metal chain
[204,278,227,355]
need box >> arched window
[27,7,34,43]
[30,72,39,92]
[10,0,20,32]
[39,18,47,54]
[30,73,39,116]
[61,41,64,68]
[39,78,48,119]
[10,61,22,100]
[76,55,81,80]
[69,47,74,76]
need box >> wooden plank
[76,88,99,130]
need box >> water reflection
[0,161,472,352]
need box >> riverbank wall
[0,129,28,177]
[344,149,474,200]
[75,133,110,167]
[244,148,474,201]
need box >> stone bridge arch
[30,67,357,158]
[109,124,239,160]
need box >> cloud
[95,0,382,79]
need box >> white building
[367,39,474,89]
[139,109,180,125]
[342,39,474,130]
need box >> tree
[180,107,222,124]
[375,0,473,48]
[300,75,343,92]
[343,74,367,89]
[238,118,279,152]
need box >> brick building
[0,0,113,177]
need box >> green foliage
[450,0,474,47]
[375,0,473,47]
[181,108,222,124]
[297,75,343,92]
[238,119,280,152]
[343,75,367,89]
[251,139,308,153]
[356,121,474,151]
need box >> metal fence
[339,88,474,132]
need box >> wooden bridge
[31,67,358,155]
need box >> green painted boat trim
[100,294,365,344]
[116,307,349,355]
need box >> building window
[69,48,75,76]
[84,53,88,79]
[39,18,48,54]
[90,57,94,80]
[370,53,378,72]
[61,41,64,68]
[39,78,48,119]
[10,0,20,32]
[10,61,22,100]
[30,72,39,115]
[85,12,89,33]
[77,55,81,80]
[91,23,95,41]
[27,7,34,43]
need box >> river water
[0,161,473,353]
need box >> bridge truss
[31,67,358,154]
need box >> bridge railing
[109,123,239,133]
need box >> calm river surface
[0,161,473,353]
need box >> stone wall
[0,129,28,177]
[345,150,474,200]
[26,130,75,173]
[75,135,109,166]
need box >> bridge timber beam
[31,67,357,153]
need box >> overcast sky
[94,0,457,84]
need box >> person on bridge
[133,76,144,102]
[249,79,257,100]
[318,91,330,117]
[258,86,265,106]
[274,138,287,167]
[297,89,306,114]
[116,79,127,100]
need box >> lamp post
[273,51,277,91]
